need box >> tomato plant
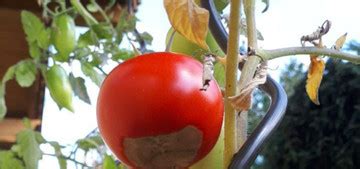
[97,52,224,168]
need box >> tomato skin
[97,52,223,168]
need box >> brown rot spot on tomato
[123,125,203,169]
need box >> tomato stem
[224,0,242,167]
[257,47,360,64]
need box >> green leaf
[69,73,91,104]
[116,11,137,33]
[15,60,37,87]
[34,132,46,144]
[2,65,16,83]
[16,129,42,169]
[21,11,45,43]
[38,28,51,49]
[261,0,270,13]
[78,30,97,48]
[138,32,153,45]
[76,135,104,152]
[214,0,229,12]
[91,23,113,39]
[49,142,67,169]
[0,94,6,120]
[81,63,105,86]
[22,118,32,129]
[29,42,41,59]
[90,53,107,66]
[0,151,25,169]
[74,47,91,59]
[102,155,118,169]
[111,49,135,61]
[86,3,99,12]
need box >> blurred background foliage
[249,42,360,169]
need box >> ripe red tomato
[97,52,223,168]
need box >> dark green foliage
[256,60,360,169]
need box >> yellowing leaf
[164,0,210,50]
[334,33,347,50]
[306,55,325,105]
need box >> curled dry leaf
[333,33,348,50]
[306,55,325,105]
[228,62,268,111]
[164,0,210,50]
[200,54,216,91]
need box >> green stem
[224,0,242,168]
[258,47,360,64]
[236,0,259,151]
[43,153,91,168]
[90,0,111,24]
[70,0,98,25]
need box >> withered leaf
[333,33,347,50]
[306,55,325,105]
[164,0,210,50]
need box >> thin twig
[43,153,92,168]
[257,47,360,64]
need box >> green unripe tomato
[45,65,74,112]
[166,28,225,61]
[52,14,76,62]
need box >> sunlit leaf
[38,28,50,49]
[0,151,25,169]
[16,129,42,169]
[116,11,137,33]
[49,141,67,169]
[21,11,45,43]
[334,33,347,50]
[138,32,153,45]
[0,94,6,120]
[15,60,37,88]
[69,73,91,104]
[164,0,210,50]
[2,65,16,83]
[22,118,32,129]
[111,49,135,61]
[81,63,105,86]
[78,30,98,48]
[102,155,118,169]
[86,3,99,12]
[306,55,325,105]
[76,135,104,152]
[29,42,41,59]
[91,23,113,39]
[214,0,229,12]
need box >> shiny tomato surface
[97,52,223,168]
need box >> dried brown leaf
[334,33,347,50]
[306,55,325,105]
[164,0,209,50]
[228,89,253,111]
[228,63,268,111]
